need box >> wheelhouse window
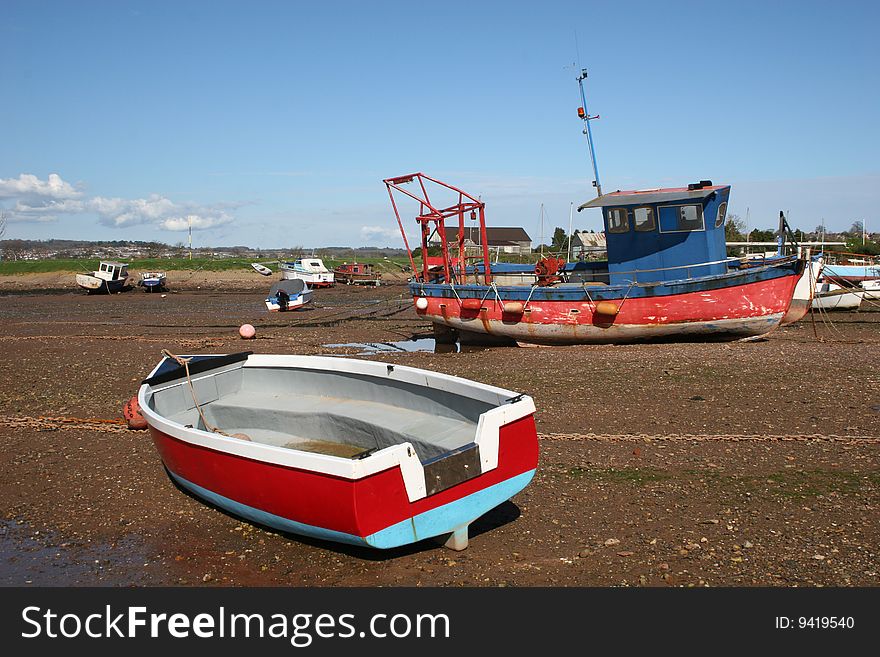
[633,206,656,232]
[606,208,629,233]
[679,204,704,230]
[658,204,705,232]
[715,201,727,228]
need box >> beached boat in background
[138,271,167,292]
[265,278,313,311]
[139,352,538,549]
[251,263,273,276]
[280,258,335,287]
[75,261,129,294]
[383,73,808,344]
[334,262,382,286]
[821,259,880,285]
[811,281,865,311]
[859,279,880,301]
[385,174,805,345]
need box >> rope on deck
[160,350,251,442]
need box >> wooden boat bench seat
[169,390,478,463]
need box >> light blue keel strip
[168,469,536,550]
[365,470,535,548]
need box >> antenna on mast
[576,69,603,197]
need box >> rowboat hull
[861,280,880,301]
[811,283,865,311]
[139,354,538,549]
[150,416,536,548]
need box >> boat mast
[576,69,603,197]
[777,211,786,256]
[539,203,545,258]
[567,201,574,261]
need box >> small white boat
[265,278,313,311]
[860,279,880,302]
[75,261,129,294]
[811,281,865,311]
[251,263,273,276]
[139,271,167,292]
[280,258,335,287]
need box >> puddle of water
[0,519,153,586]
[324,337,468,354]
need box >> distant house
[571,230,607,258]
[429,226,532,255]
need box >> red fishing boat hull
[415,272,800,344]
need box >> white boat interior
[146,355,500,463]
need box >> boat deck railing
[618,254,796,285]
[429,254,796,287]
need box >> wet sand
[1,277,878,586]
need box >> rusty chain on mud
[1,414,878,444]
[540,431,880,444]
[0,415,133,434]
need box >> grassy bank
[0,256,413,275]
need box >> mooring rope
[160,350,251,441]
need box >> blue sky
[1,0,878,248]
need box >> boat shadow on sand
[166,469,522,561]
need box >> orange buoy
[502,302,524,314]
[595,301,620,316]
[461,298,482,311]
[123,395,148,430]
[239,323,256,339]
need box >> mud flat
[0,282,878,586]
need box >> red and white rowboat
[139,352,537,550]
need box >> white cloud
[0,173,82,201]
[0,173,237,232]
[360,225,401,244]
[158,214,233,231]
